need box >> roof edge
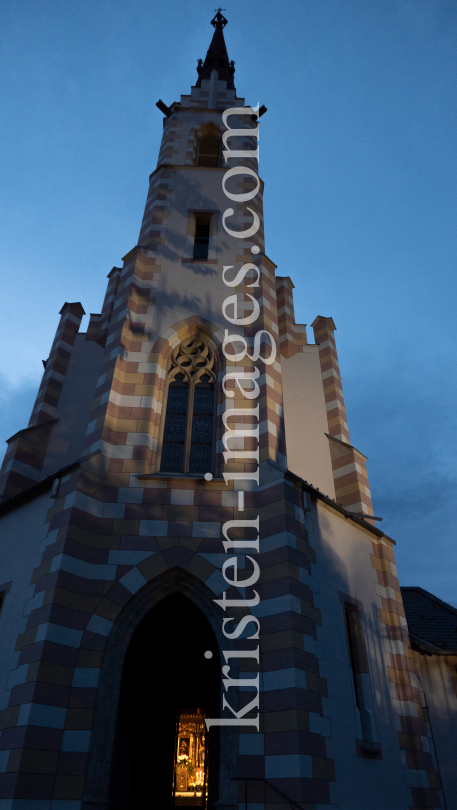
[284,467,395,543]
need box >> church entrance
[108,593,220,810]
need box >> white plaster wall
[281,349,335,498]
[41,337,103,477]
[417,654,457,808]
[307,500,411,809]
[0,492,53,711]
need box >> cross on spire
[212,9,227,28]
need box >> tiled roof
[401,586,457,653]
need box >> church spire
[196,9,235,90]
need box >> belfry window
[196,135,220,168]
[160,338,215,475]
[193,214,211,260]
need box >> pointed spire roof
[196,9,235,90]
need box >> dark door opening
[109,594,220,810]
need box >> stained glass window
[160,376,188,473]
[160,341,215,475]
[189,379,214,474]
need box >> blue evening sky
[1,0,456,603]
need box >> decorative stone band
[370,539,445,809]
[275,277,308,358]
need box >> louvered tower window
[160,338,215,475]
[196,135,220,167]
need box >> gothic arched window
[196,135,220,168]
[159,338,216,475]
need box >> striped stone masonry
[85,313,104,343]
[311,316,349,444]
[370,540,444,809]
[328,435,374,518]
[81,249,162,476]
[248,476,335,808]
[138,167,174,248]
[312,316,374,519]
[85,267,122,346]
[231,182,285,473]
[0,421,58,502]
[178,78,243,116]
[275,277,308,358]
[78,160,177,484]
[157,116,184,165]
[0,303,85,502]
[0,461,336,807]
[29,302,86,428]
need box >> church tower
[0,13,453,810]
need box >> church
[0,12,456,810]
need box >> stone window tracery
[160,338,216,475]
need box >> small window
[193,214,211,261]
[344,603,377,745]
[160,338,215,475]
[196,135,220,168]
[345,606,369,707]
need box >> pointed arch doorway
[108,593,220,809]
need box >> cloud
[0,374,39,448]
[343,360,457,606]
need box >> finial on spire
[212,9,227,28]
